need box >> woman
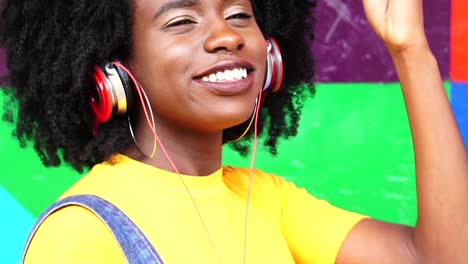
[2,0,467,263]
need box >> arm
[336,0,468,263]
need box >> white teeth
[209,74,217,82]
[200,68,248,82]
[232,69,241,80]
[216,72,225,81]
[241,69,247,79]
[224,70,234,81]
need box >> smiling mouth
[197,68,251,83]
[193,68,255,95]
[196,67,253,83]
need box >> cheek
[252,40,269,85]
[131,40,190,91]
[248,29,269,73]
[144,35,194,75]
[158,44,193,78]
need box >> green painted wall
[2,82,444,225]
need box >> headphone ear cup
[91,65,114,134]
[90,62,132,134]
[263,38,284,94]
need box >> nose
[203,20,245,53]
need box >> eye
[226,12,253,27]
[227,12,253,21]
[165,18,196,28]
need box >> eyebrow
[153,0,198,21]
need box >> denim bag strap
[21,194,164,264]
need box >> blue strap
[22,194,164,264]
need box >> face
[128,0,267,134]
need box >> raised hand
[334,1,468,263]
[362,0,428,53]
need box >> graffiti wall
[1,1,466,263]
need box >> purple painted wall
[313,0,450,83]
[0,49,5,77]
[0,0,452,83]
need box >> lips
[194,59,255,80]
[200,68,248,82]
[193,59,256,95]
[194,73,255,95]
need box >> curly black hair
[0,0,316,173]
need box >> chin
[187,97,258,131]
[218,108,255,127]
[191,111,253,133]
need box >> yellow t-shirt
[25,155,366,264]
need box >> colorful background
[1,0,467,263]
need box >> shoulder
[222,166,326,216]
[24,205,126,263]
[222,166,289,197]
[222,166,287,187]
[222,166,314,200]
[59,156,134,199]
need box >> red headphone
[90,38,284,133]
[263,38,284,94]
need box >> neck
[125,115,224,176]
